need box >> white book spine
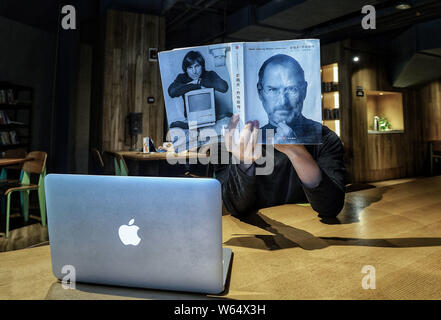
[231,43,245,129]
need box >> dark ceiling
[1,0,441,48]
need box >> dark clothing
[168,70,228,118]
[215,126,345,218]
[261,115,322,144]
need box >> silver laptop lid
[45,174,223,294]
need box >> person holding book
[217,112,345,219]
[215,53,345,218]
[257,54,322,144]
[167,50,229,129]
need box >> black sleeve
[214,142,258,216]
[216,163,259,216]
[301,129,346,217]
[168,74,201,98]
[200,71,229,93]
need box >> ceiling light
[396,3,412,10]
[353,56,360,62]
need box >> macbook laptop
[45,174,232,295]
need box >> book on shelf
[0,111,11,125]
[0,90,7,104]
[0,131,11,145]
[158,39,322,151]
[9,130,19,145]
[6,89,15,104]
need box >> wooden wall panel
[320,39,432,183]
[418,79,441,141]
[102,10,165,152]
[347,40,425,182]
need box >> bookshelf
[0,83,32,154]
[321,63,340,137]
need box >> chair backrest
[23,151,47,174]
[115,153,129,176]
[91,148,105,174]
[104,151,129,176]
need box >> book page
[158,44,233,151]
[243,39,322,144]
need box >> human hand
[188,78,199,85]
[224,114,262,164]
[274,144,306,156]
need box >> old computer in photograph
[184,87,216,130]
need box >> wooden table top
[2,176,441,299]
[113,150,209,161]
[0,157,31,167]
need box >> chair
[429,141,441,176]
[91,148,105,175]
[1,151,47,238]
[105,151,129,176]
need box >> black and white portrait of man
[257,54,321,144]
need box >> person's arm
[216,115,261,216]
[200,71,229,93]
[168,74,201,97]
[276,129,345,217]
[215,161,259,216]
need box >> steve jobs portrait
[258,54,322,144]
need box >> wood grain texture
[348,40,425,182]
[102,10,165,152]
[418,79,441,141]
[321,40,433,183]
[2,177,441,299]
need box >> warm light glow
[334,92,339,109]
[379,92,384,95]
[396,3,411,10]
[333,66,339,82]
[335,120,340,137]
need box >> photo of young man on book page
[159,46,233,151]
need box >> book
[9,130,19,145]
[158,39,322,151]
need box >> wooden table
[116,151,209,161]
[111,151,211,177]
[0,158,31,167]
[2,176,441,299]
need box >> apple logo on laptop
[118,219,141,246]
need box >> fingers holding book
[224,114,261,164]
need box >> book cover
[158,44,233,151]
[242,39,322,144]
[158,39,321,151]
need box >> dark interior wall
[74,44,93,174]
[0,16,56,154]
[417,78,441,142]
